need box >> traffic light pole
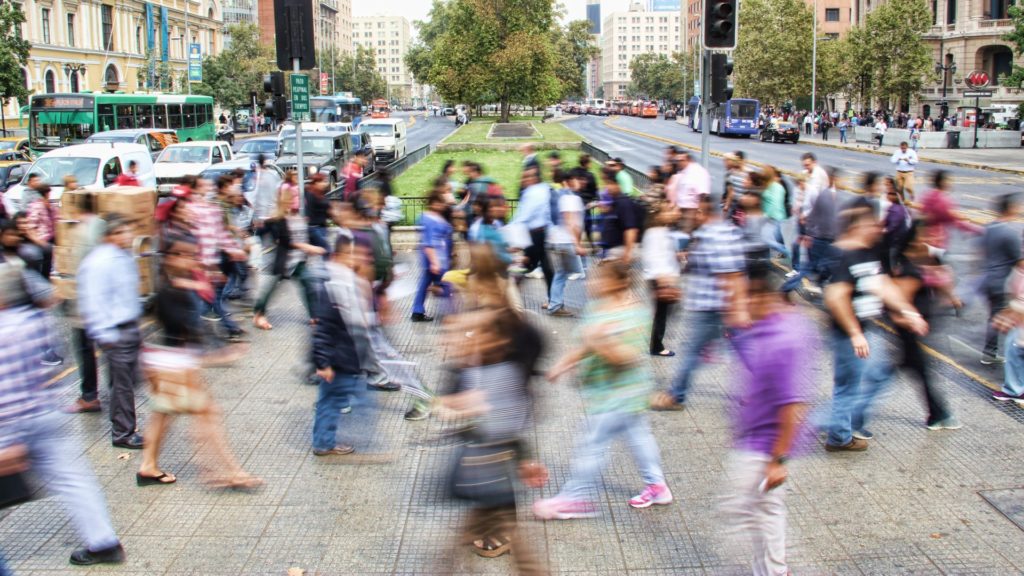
[294,57,305,214]
[700,49,711,171]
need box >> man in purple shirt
[721,261,813,576]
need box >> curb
[600,117,998,227]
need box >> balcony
[320,0,338,12]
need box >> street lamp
[63,63,86,93]
[935,55,956,119]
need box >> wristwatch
[772,455,789,465]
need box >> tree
[0,0,30,132]
[429,0,560,122]
[331,45,388,102]
[629,53,686,103]
[733,0,813,106]
[857,0,934,111]
[1001,5,1024,87]
[193,23,274,110]
[551,19,599,100]
[405,0,452,87]
[815,37,857,112]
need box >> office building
[352,15,413,103]
[601,3,682,99]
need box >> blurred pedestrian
[412,184,454,322]
[981,193,1022,365]
[138,238,262,489]
[642,203,682,357]
[512,167,554,304]
[534,261,672,518]
[65,192,106,414]
[721,258,813,576]
[77,214,145,449]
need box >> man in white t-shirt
[873,119,888,149]
[546,175,586,317]
[667,151,710,232]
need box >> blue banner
[160,7,169,62]
[188,43,202,82]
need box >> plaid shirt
[0,305,59,448]
[27,197,56,242]
[188,198,237,268]
[683,221,746,312]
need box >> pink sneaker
[533,496,598,520]
[628,483,673,509]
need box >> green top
[616,170,635,197]
[762,182,787,222]
[577,298,653,414]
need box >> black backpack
[780,178,794,218]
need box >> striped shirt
[684,221,746,312]
[0,305,59,448]
[188,198,237,268]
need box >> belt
[116,320,138,330]
[897,170,914,173]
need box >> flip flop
[473,535,512,558]
[136,472,177,486]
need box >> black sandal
[473,535,512,558]
[136,472,176,487]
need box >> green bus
[28,93,216,155]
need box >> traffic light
[272,96,288,121]
[273,0,316,71]
[703,0,738,50]
[263,72,285,95]
[710,53,734,104]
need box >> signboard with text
[188,43,202,83]
[291,74,310,120]
[320,73,328,94]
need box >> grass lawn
[442,118,582,144]
[392,149,593,199]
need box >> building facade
[8,0,223,122]
[352,15,413,104]
[586,0,601,98]
[601,3,682,100]
[810,0,855,38]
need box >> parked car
[759,122,800,143]
[234,137,280,160]
[3,143,156,214]
[154,141,234,195]
[275,132,350,189]
[0,160,30,193]
[216,124,235,146]
[85,128,179,161]
[0,136,31,159]
[664,108,677,120]
[442,107,455,116]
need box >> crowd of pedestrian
[1,126,1020,575]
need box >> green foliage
[426,0,561,122]
[0,2,31,104]
[329,45,388,101]
[629,53,686,103]
[552,20,599,100]
[193,24,274,109]
[406,0,452,85]
[815,37,857,110]
[856,0,934,110]
[1001,5,1024,87]
[733,0,813,105]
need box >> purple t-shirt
[730,311,815,456]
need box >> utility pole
[700,49,710,171]
[185,0,191,95]
[810,0,816,114]
[294,57,305,213]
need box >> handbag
[449,439,518,507]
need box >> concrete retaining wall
[852,126,1020,148]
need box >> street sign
[966,71,990,89]
[319,73,328,94]
[963,91,993,98]
[290,74,310,120]
[188,43,202,83]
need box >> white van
[359,118,408,162]
[2,143,156,215]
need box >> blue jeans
[762,221,791,259]
[202,278,242,332]
[1003,328,1024,397]
[670,309,727,404]
[839,129,847,143]
[13,410,120,551]
[558,410,665,501]
[308,225,329,255]
[827,328,879,446]
[547,243,582,313]
[412,255,449,315]
[224,260,248,298]
[312,372,367,451]
[782,237,836,293]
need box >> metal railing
[392,197,521,227]
[327,144,433,200]
[580,141,652,192]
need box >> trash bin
[946,131,960,149]
[1007,118,1020,131]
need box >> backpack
[548,185,564,226]
[780,178,794,219]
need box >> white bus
[585,98,607,113]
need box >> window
[101,5,114,50]
[825,8,840,21]
[116,105,136,129]
[946,0,955,23]
[155,105,167,128]
[98,103,114,130]
[45,70,56,93]
[66,13,75,47]
[168,104,182,129]
[41,8,51,43]
[931,0,938,24]
[137,104,153,128]
[183,105,196,128]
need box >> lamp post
[63,63,86,92]
[934,56,956,120]
[811,0,817,114]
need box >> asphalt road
[567,114,1021,223]
[390,111,457,152]
[564,113,1011,394]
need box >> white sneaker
[525,268,544,279]
[568,272,585,281]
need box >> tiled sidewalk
[2,256,1024,575]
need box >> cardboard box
[54,245,79,276]
[53,276,77,300]
[137,257,155,296]
[57,190,95,220]
[55,220,80,246]
[98,187,157,220]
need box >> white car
[154,141,233,195]
[2,143,156,215]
